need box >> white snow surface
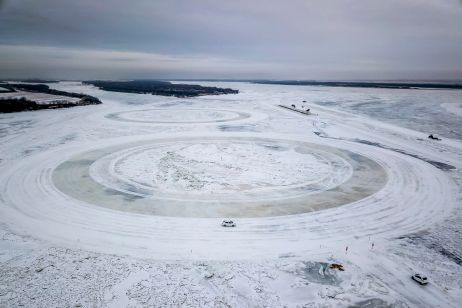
[441,102,462,117]
[0,81,461,307]
[105,140,339,194]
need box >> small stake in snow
[345,246,348,254]
[371,242,374,250]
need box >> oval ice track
[106,108,252,124]
[0,132,456,259]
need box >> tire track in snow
[0,132,457,260]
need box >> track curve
[0,132,456,259]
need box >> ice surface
[0,81,461,307]
[52,136,386,217]
[106,108,251,124]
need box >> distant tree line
[0,97,99,113]
[253,80,462,90]
[0,83,101,104]
[5,79,60,84]
[84,80,239,97]
[0,83,102,113]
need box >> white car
[411,274,428,285]
[221,220,236,227]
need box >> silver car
[412,274,428,285]
[221,220,236,227]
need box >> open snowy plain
[0,81,461,307]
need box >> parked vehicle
[221,220,236,227]
[411,273,428,285]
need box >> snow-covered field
[0,81,461,307]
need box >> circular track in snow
[52,136,387,218]
[105,108,252,124]
[0,133,456,259]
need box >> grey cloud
[0,0,461,80]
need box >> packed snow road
[0,81,461,307]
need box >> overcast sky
[1,0,462,80]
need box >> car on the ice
[221,220,236,227]
[411,273,428,285]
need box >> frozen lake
[0,81,461,307]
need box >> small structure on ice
[428,134,441,141]
[204,271,214,279]
[329,263,344,271]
